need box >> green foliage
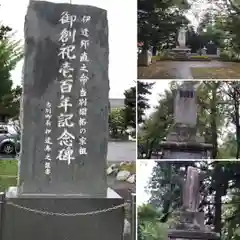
[0,19,23,117]
[109,108,127,139]
[138,81,177,158]
[189,55,211,60]
[197,0,240,56]
[138,204,168,240]
[137,81,154,124]
[138,0,190,50]
[124,86,136,130]
[138,81,239,159]
[146,161,240,237]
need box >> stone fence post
[131,193,136,240]
[0,192,6,240]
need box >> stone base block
[168,229,219,240]
[172,49,191,60]
[1,197,124,240]
[138,50,152,66]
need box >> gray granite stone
[2,197,124,240]
[19,1,109,197]
[174,85,197,126]
[163,151,206,159]
[160,82,212,159]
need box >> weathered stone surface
[174,86,197,126]
[2,197,124,240]
[183,167,200,211]
[160,81,212,159]
[163,151,206,159]
[19,1,109,197]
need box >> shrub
[189,55,210,60]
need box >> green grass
[0,160,18,192]
[191,66,240,79]
[189,55,211,61]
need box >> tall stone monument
[2,2,124,240]
[160,82,212,159]
[172,27,191,60]
[168,166,219,240]
[19,1,109,197]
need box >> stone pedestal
[168,210,219,240]
[168,229,219,240]
[138,50,152,66]
[172,48,191,60]
[1,196,124,240]
[160,125,212,159]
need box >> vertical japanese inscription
[51,11,91,168]
[56,11,77,166]
[78,15,91,156]
[44,102,52,175]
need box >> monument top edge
[29,1,107,12]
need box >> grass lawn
[138,65,175,79]
[0,160,18,192]
[191,66,240,79]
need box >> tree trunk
[233,86,240,158]
[213,163,223,235]
[210,83,218,159]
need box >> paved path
[138,60,235,79]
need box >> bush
[152,55,174,61]
[189,55,210,60]
[140,222,168,240]
[220,51,240,62]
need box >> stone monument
[202,46,207,56]
[1,2,124,240]
[168,166,219,240]
[172,27,191,60]
[160,81,212,159]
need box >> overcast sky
[137,160,156,205]
[141,80,171,117]
[0,0,137,98]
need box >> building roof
[109,98,124,109]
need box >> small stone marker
[18,1,109,197]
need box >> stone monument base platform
[159,141,212,159]
[1,195,125,240]
[168,229,219,240]
[160,141,213,151]
[172,48,191,60]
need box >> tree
[138,81,239,159]
[124,85,136,131]
[146,161,240,236]
[138,0,190,50]
[138,204,168,240]
[137,81,154,124]
[0,85,22,119]
[0,19,23,117]
[108,108,127,139]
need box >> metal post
[131,193,136,240]
[0,192,6,240]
